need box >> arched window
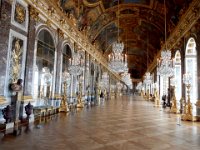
[174,50,182,101]
[185,37,197,107]
[34,29,55,104]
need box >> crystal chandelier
[121,72,132,88]
[68,52,83,76]
[136,82,143,91]
[108,42,128,73]
[99,72,109,89]
[157,50,174,77]
[143,72,152,85]
[108,0,128,73]
[157,0,174,78]
[62,71,71,84]
[183,73,192,85]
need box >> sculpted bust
[9,79,23,92]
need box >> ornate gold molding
[24,0,121,81]
[54,94,61,99]
[0,96,7,105]
[22,95,34,102]
[30,6,39,22]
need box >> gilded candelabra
[170,86,179,113]
[181,73,195,121]
[154,90,160,107]
[103,89,107,100]
[181,84,193,120]
[169,77,178,113]
[59,81,69,112]
[76,81,84,108]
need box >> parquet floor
[0,95,200,150]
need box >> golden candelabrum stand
[76,82,84,108]
[154,90,160,107]
[146,89,150,100]
[103,89,107,100]
[181,73,198,121]
[181,84,194,121]
[59,81,69,112]
[170,86,179,113]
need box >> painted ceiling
[57,0,192,79]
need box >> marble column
[195,33,200,116]
[54,36,62,107]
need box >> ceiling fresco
[57,0,192,79]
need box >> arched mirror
[62,44,72,95]
[34,29,55,105]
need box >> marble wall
[0,1,12,96]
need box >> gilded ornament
[46,19,52,27]
[48,7,55,17]
[60,18,66,26]
[30,7,39,22]
[15,3,26,24]
[58,29,64,39]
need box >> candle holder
[59,81,69,112]
[181,73,196,121]
[170,77,179,113]
[154,89,160,107]
[59,72,70,112]
[76,77,84,108]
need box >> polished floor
[0,95,200,150]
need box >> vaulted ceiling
[57,0,192,79]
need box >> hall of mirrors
[0,0,200,148]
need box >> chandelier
[62,71,71,84]
[136,82,143,91]
[108,42,128,73]
[157,0,174,78]
[108,0,128,73]
[183,73,192,85]
[143,72,152,85]
[157,50,174,77]
[121,72,132,88]
[99,72,109,89]
[68,52,83,76]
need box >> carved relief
[15,2,26,24]
[58,28,64,39]
[9,38,23,83]
[6,30,27,98]
[11,0,28,32]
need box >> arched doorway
[33,29,56,106]
[185,37,197,114]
